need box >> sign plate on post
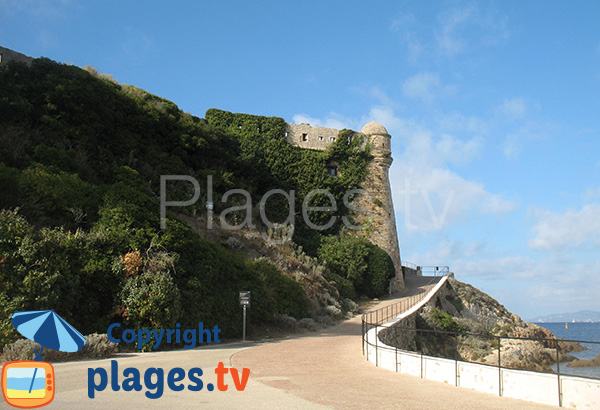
[239,291,251,307]
[239,291,251,341]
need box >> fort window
[318,136,323,141]
[330,137,336,142]
[302,133,308,141]
[285,131,289,137]
[327,166,338,177]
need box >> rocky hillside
[380,275,585,372]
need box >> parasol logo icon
[1,310,86,408]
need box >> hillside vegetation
[0,58,395,351]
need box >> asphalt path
[232,276,560,410]
[0,276,560,409]
[2,343,330,410]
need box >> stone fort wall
[287,121,405,292]
[285,123,345,150]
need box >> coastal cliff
[380,275,585,372]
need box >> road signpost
[239,291,251,341]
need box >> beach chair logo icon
[1,310,86,408]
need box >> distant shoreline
[533,321,600,324]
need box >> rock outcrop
[380,276,584,372]
[567,353,600,368]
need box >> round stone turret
[361,121,392,161]
[361,121,389,136]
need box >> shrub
[318,234,395,298]
[247,259,311,320]
[362,243,395,297]
[0,333,117,364]
[430,307,466,333]
[119,248,183,332]
[323,270,355,299]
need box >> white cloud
[451,257,600,318]
[0,0,73,19]
[497,97,528,120]
[454,256,537,279]
[391,5,508,63]
[367,87,397,108]
[437,113,490,137]
[293,101,517,233]
[436,6,475,56]
[528,261,600,306]
[122,27,153,57]
[435,5,509,57]
[367,106,482,165]
[529,204,600,251]
[584,187,600,200]
[401,72,454,104]
[391,12,423,63]
[502,123,548,159]
[422,239,486,263]
[391,12,417,32]
[392,166,516,231]
[291,113,350,130]
[370,106,517,231]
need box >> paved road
[0,276,559,409]
[2,344,330,410]
[233,276,560,410]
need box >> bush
[0,333,117,363]
[430,307,466,333]
[119,248,183,346]
[323,270,355,299]
[247,259,311,320]
[318,234,395,298]
[362,243,395,296]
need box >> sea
[535,322,600,379]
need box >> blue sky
[2,0,599,319]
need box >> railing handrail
[362,273,600,398]
[363,272,446,326]
[364,319,600,347]
[419,266,449,276]
[362,266,600,408]
[401,262,449,276]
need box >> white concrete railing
[362,278,600,409]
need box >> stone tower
[286,121,405,292]
[357,122,404,292]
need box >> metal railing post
[498,336,502,397]
[455,335,460,387]
[420,329,424,379]
[556,340,562,407]
[362,316,365,356]
[375,325,379,367]
[366,321,369,362]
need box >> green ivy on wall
[205,109,372,254]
